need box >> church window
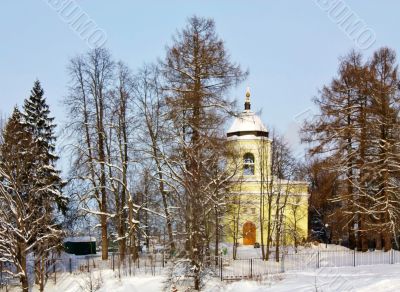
[243,153,255,175]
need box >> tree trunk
[348,220,356,250]
[39,256,45,292]
[128,197,138,261]
[266,194,273,261]
[384,232,392,252]
[259,139,266,260]
[98,94,109,261]
[149,125,176,255]
[375,233,382,250]
[20,245,29,292]
[275,229,280,263]
[360,227,368,252]
[214,206,220,260]
[35,258,40,285]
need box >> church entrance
[243,221,256,245]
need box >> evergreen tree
[0,108,36,199]
[22,81,67,290]
[0,107,35,291]
[0,108,62,292]
[23,80,67,212]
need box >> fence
[215,249,400,280]
[0,252,166,289]
[2,249,400,288]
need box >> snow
[64,236,96,242]
[98,274,164,292]
[22,270,165,292]
[4,261,399,291]
[204,264,400,292]
[227,110,268,135]
[4,245,400,291]
[22,264,400,292]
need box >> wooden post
[391,249,394,264]
[220,255,223,281]
[129,253,131,276]
[250,259,253,279]
[53,259,56,285]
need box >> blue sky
[1,1,399,161]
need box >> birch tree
[65,48,115,260]
[134,65,177,255]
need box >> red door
[243,221,256,245]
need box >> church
[224,88,309,247]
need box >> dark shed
[64,237,96,255]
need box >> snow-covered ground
[30,263,400,291]
[205,264,400,291]
[20,270,165,292]
[4,245,400,291]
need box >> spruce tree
[0,107,36,198]
[22,81,67,289]
[0,107,58,292]
[23,80,67,212]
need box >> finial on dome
[246,87,251,98]
[244,87,251,110]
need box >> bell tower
[224,88,309,249]
[226,88,272,245]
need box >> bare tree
[302,51,366,249]
[269,133,298,262]
[133,65,176,255]
[160,16,247,290]
[365,48,400,250]
[256,134,273,260]
[106,61,136,260]
[223,151,245,260]
[302,47,400,251]
[65,48,115,260]
[286,194,307,252]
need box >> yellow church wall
[224,137,309,247]
[227,137,272,179]
[224,184,309,246]
[223,91,309,249]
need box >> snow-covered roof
[227,88,268,137]
[64,236,96,243]
[227,110,268,134]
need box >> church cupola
[227,88,269,138]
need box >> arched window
[243,153,255,175]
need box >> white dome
[227,88,268,138]
[227,110,268,137]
